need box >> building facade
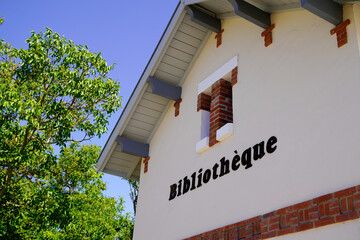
[98,1,360,239]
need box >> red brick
[353,193,360,202]
[263,211,276,219]
[348,197,355,210]
[264,30,272,36]
[174,98,182,117]
[247,235,261,240]
[269,223,279,231]
[261,24,275,36]
[334,187,357,198]
[261,231,277,239]
[197,92,211,112]
[269,216,279,225]
[254,222,261,235]
[231,67,238,86]
[307,206,319,221]
[314,217,335,228]
[235,220,247,228]
[289,214,299,226]
[260,220,268,233]
[213,231,226,240]
[293,200,312,210]
[330,19,350,35]
[281,211,298,227]
[239,226,246,238]
[215,29,224,48]
[319,204,325,218]
[278,227,295,236]
[338,38,348,48]
[295,222,314,232]
[276,206,293,215]
[354,201,360,210]
[223,224,235,231]
[341,197,354,213]
[340,198,347,212]
[336,211,359,223]
[203,235,212,240]
[247,216,261,224]
[298,210,306,223]
[313,193,333,204]
[228,228,239,240]
[245,224,254,236]
[209,79,232,147]
[325,200,340,216]
[336,27,347,36]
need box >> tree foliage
[0,28,133,238]
[0,144,134,239]
[0,27,121,198]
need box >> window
[196,56,238,153]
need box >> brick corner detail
[215,29,225,48]
[174,98,182,117]
[143,156,150,174]
[330,19,350,48]
[261,24,275,47]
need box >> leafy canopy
[0,27,121,198]
[0,144,134,239]
[0,28,132,239]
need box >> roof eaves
[97,1,185,172]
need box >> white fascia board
[198,55,238,94]
[97,2,186,173]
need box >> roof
[97,0,359,181]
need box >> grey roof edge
[97,1,185,172]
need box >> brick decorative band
[184,185,360,240]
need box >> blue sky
[2,0,179,215]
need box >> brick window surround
[196,56,238,153]
[184,184,360,240]
[197,78,234,148]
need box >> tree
[128,179,139,215]
[0,28,132,238]
[0,144,134,239]
[0,27,121,199]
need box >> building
[97,0,360,239]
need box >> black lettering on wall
[232,150,240,171]
[241,148,253,169]
[219,157,230,177]
[253,141,265,160]
[183,176,191,194]
[203,169,211,183]
[169,184,177,200]
[168,136,278,201]
[190,172,196,191]
[197,168,203,188]
[212,163,219,180]
[177,180,182,197]
[267,136,277,153]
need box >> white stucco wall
[133,5,360,240]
